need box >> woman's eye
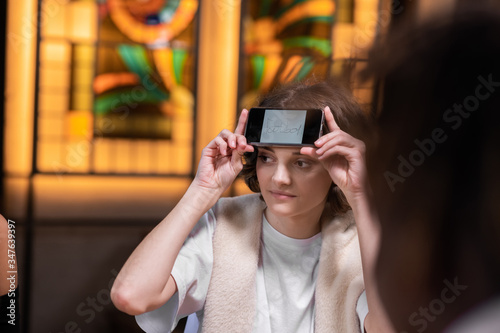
[258,155,272,163]
[296,160,311,168]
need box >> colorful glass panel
[36,0,198,175]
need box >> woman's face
[256,146,333,219]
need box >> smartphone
[244,108,328,146]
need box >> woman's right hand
[193,109,254,193]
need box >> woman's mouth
[269,190,296,200]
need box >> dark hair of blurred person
[363,5,500,333]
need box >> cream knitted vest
[201,194,364,333]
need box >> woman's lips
[269,190,296,200]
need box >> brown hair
[239,78,372,215]
[362,6,500,331]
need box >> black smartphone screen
[244,108,326,146]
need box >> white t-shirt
[136,209,368,333]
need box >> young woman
[111,80,393,332]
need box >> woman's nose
[272,163,291,186]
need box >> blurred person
[364,6,500,333]
[111,80,394,332]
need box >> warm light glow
[330,0,381,109]
[260,54,282,92]
[233,178,253,196]
[197,0,241,162]
[418,0,455,21]
[67,111,93,139]
[171,116,193,142]
[40,40,71,63]
[36,0,197,177]
[276,0,335,34]
[172,144,192,174]
[32,175,192,220]
[4,0,38,177]
[107,0,198,44]
[332,23,354,60]
[153,48,176,90]
[133,140,154,174]
[67,1,98,42]
[74,44,95,63]
[113,139,132,173]
[92,139,113,173]
[39,67,70,90]
[93,73,139,94]
[64,139,92,173]
[41,0,66,38]
[73,67,94,88]
[38,92,69,116]
[37,141,63,173]
[353,88,373,105]
[38,116,64,139]
[71,90,93,111]
[279,55,303,83]
[155,142,173,174]
[4,0,393,221]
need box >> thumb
[230,149,244,173]
[300,147,318,158]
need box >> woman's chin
[264,202,298,219]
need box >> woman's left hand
[301,106,367,204]
[303,107,395,333]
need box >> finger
[230,147,245,172]
[324,106,340,132]
[235,134,254,152]
[316,132,364,154]
[244,145,255,153]
[219,129,237,149]
[235,140,254,156]
[317,145,364,165]
[315,119,364,146]
[235,109,249,135]
[214,136,228,156]
[300,147,319,158]
[235,134,247,148]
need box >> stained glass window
[332,0,381,109]
[37,0,198,176]
[239,0,381,111]
[239,0,335,109]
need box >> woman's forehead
[260,146,302,155]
